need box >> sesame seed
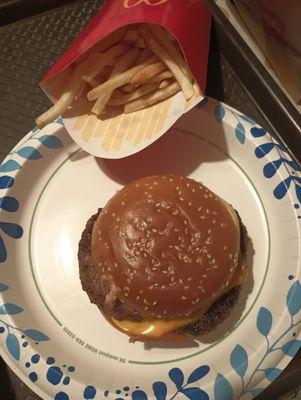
[98,262,102,267]
[169,178,174,182]
[187,277,192,281]
[172,209,179,215]
[139,289,143,294]
[188,202,192,206]
[223,245,228,251]
[124,286,130,292]
[179,197,184,202]
[202,274,207,278]
[198,206,202,211]
[229,253,233,260]
[220,223,227,227]
[161,285,166,289]
[124,293,129,297]
[212,211,218,215]
[152,301,158,306]
[112,213,116,217]
[114,262,118,268]
[184,286,190,290]
[163,310,168,315]
[136,295,140,300]
[144,306,149,311]
[181,296,187,300]
[179,278,183,284]
[121,201,125,206]
[192,188,196,193]
[206,209,209,214]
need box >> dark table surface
[0,0,300,399]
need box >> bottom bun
[78,209,244,342]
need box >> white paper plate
[0,98,300,400]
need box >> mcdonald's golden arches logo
[124,0,169,8]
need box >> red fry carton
[40,0,211,158]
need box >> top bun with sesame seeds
[78,175,247,341]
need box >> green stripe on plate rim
[28,137,271,365]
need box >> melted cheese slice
[112,261,247,339]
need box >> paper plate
[0,98,300,400]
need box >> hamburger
[78,175,247,341]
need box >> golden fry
[149,24,194,82]
[121,83,136,93]
[146,70,173,83]
[87,55,157,101]
[159,79,170,89]
[92,47,140,115]
[139,25,194,100]
[108,82,160,106]
[92,27,126,53]
[36,65,83,128]
[131,61,166,86]
[124,81,180,113]
[82,44,129,83]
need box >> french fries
[146,70,173,83]
[92,47,140,115]
[131,61,166,86]
[149,24,194,82]
[135,47,152,65]
[138,25,194,100]
[108,82,161,106]
[82,44,129,84]
[123,29,140,45]
[87,55,157,101]
[124,81,181,113]
[36,23,199,129]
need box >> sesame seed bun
[80,175,245,339]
